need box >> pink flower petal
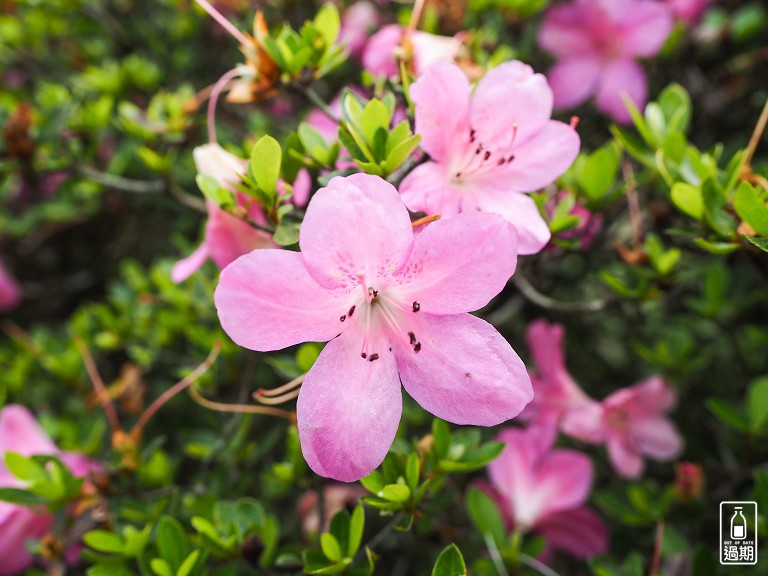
[595,58,647,124]
[526,319,566,377]
[560,400,605,443]
[536,507,609,558]
[171,242,209,284]
[535,449,594,515]
[399,161,462,217]
[538,3,596,58]
[548,57,602,110]
[619,1,674,57]
[488,428,542,508]
[473,189,551,255]
[629,376,677,413]
[412,32,463,76]
[0,405,58,456]
[214,250,352,351]
[193,143,247,188]
[299,174,414,290]
[205,206,273,270]
[297,332,402,481]
[499,120,581,193]
[395,313,532,426]
[470,61,554,150]
[632,417,683,460]
[410,62,472,163]
[0,260,22,312]
[0,505,51,575]
[392,212,518,315]
[362,24,403,77]
[607,436,645,478]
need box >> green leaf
[273,221,300,246]
[84,530,125,554]
[658,84,692,134]
[431,544,467,576]
[671,183,704,220]
[348,506,365,557]
[320,533,343,563]
[360,99,391,144]
[329,510,350,558]
[196,174,234,210]
[466,487,505,548]
[250,135,282,200]
[379,484,411,503]
[578,144,620,203]
[693,238,740,255]
[432,419,450,458]
[156,516,189,571]
[733,181,768,236]
[706,398,749,432]
[313,4,340,47]
[150,558,174,576]
[0,487,51,505]
[4,452,46,483]
[298,122,332,165]
[360,470,385,493]
[745,235,768,252]
[382,134,421,175]
[747,377,768,433]
[177,550,202,576]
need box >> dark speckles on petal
[348,305,356,317]
[414,342,421,353]
[368,353,380,362]
[340,315,346,322]
[412,301,420,312]
[361,352,367,359]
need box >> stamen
[257,374,304,398]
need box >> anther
[412,301,420,312]
[368,353,380,362]
[475,145,483,155]
[348,305,356,317]
[340,315,346,322]
[483,150,491,161]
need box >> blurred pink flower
[538,0,674,123]
[0,405,101,575]
[340,2,380,57]
[665,0,708,23]
[215,173,532,481]
[297,484,365,538]
[599,376,684,478]
[400,61,580,255]
[362,24,462,78]
[173,144,310,282]
[546,191,603,249]
[0,259,22,313]
[483,427,608,558]
[521,319,604,443]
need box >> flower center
[450,126,517,184]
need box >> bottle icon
[731,507,748,540]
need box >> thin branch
[519,554,562,576]
[193,0,251,47]
[75,338,122,434]
[78,166,165,194]
[188,384,297,423]
[744,96,768,169]
[622,161,643,248]
[512,275,611,314]
[649,519,665,576]
[132,342,222,435]
[207,68,241,144]
[484,532,510,576]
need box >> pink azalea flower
[521,319,603,443]
[483,427,608,558]
[172,144,311,283]
[215,173,533,481]
[400,61,580,255]
[599,376,684,478]
[538,0,674,124]
[0,405,101,575]
[340,2,379,58]
[546,191,603,249]
[665,0,708,23]
[362,24,463,78]
[0,258,22,313]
